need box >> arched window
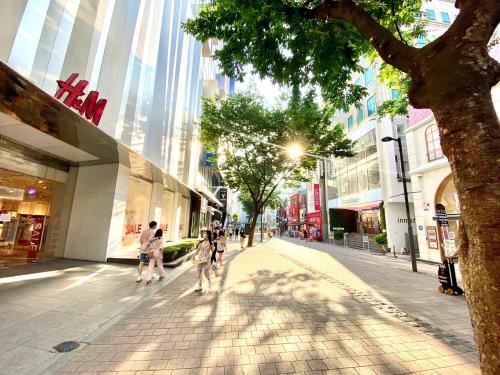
[425,124,443,162]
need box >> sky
[234,68,288,107]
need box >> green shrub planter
[162,239,200,262]
[374,232,388,254]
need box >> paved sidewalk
[271,238,475,349]
[0,256,193,375]
[57,240,480,374]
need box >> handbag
[192,254,200,265]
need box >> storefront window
[161,190,175,240]
[0,168,61,262]
[367,159,380,190]
[122,177,152,253]
[339,173,349,196]
[358,166,368,192]
[348,170,358,195]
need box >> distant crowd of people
[136,221,261,293]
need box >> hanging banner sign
[54,73,107,126]
[313,183,321,211]
[289,194,299,225]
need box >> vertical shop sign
[313,183,321,211]
[289,194,299,225]
[54,73,107,126]
[28,215,45,259]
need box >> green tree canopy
[200,91,353,247]
[185,2,500,372]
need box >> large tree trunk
[246,210,259,248]
[432,92,500,375]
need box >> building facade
[328,0,458,252]
[0,0,225,264]
[406,45,500,262]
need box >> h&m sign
[54,73,107,126]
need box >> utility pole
[382,136,417,272]
[319,159,330,243]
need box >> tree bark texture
[431,93,500,375]
[246,209,259,248]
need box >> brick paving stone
[58,243,480,375]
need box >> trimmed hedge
[333,230,344,240]
[162,239,200,262]
[374,232,388,245]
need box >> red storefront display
[306,211,322,241]
[289,194,299,225]
[18,215,46,260]
[313,183,320,211]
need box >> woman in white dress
[145,229,166,284]
[215,230,226,268]
[193,230,213,292]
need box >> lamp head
[285,143,304,160]
[381,136,396,142]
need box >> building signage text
[54,73,107,126]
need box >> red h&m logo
[54,73,107,126]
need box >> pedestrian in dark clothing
[211,231,218,266]
[235,227,240,239]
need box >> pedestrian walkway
[55,239,479,374]
[0,257,193,375]
[273,238,474,349]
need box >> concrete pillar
[64,163,129,261]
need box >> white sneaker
[136,276,142,282]
[194,284,202,292]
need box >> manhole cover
[53,341,79,352]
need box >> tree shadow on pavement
[60,246,480,375]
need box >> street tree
[239,189,282,221]
[185,1,500,372]
[199,91,353,247]
[231,213,240,224]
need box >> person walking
[211,230,218,267]
[215,230,226,268]
[228,225,233,240]
[193,230,213,292]
[239,228,246,249]
[137,221,157,282]
[145,229,166,284]
[235,227,239,239]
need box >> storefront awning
[333,200,382,211]
[0,61,202,199]
[196,187,223,207]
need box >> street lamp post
[319,159,330,243]
[381,136,417,272]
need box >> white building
[0,1,228,264]
[328,0,458,252]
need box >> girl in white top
[146,229,166,284]
[215,230,226,268]
[194,230,213,292]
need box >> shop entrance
[358,209,381,234]
[0,168,55,264]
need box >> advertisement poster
[313,183,321,211]
[306,211,322,241]
[289,194,299,225]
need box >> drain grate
[53,341,80,353]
